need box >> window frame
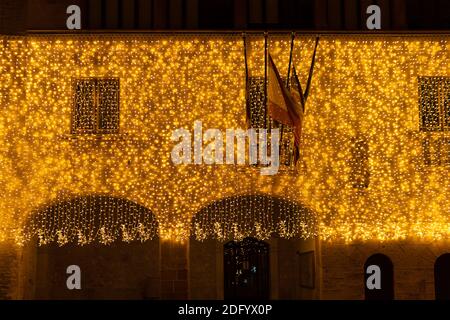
[422,136,450,166]
[364,253,394,300]
[349,136,370,189]
[71,77,120,135]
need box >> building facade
[0,32,449,299]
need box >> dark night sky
[2,0,450,33]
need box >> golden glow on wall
[0,34,448,244]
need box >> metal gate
[224,237,270,300]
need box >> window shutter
[72,78,97,133]
[97,78,120,133]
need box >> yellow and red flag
[267,54,304,154]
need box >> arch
[20,195,161,300]
[435,253,450,300]
[190,193,317,241]
[23,194,159,244]
[189,194,318,300]
[364,253,394,300]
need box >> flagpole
[263,31,268,130]
[304,37,320,103]
[243,32,251,128]
[286,31,295,88]
[283,32,296,165]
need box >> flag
[267,54,303,157]
[243,33,252,128]
[267,38,319,164]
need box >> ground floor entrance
[224,238,270,300]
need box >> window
[349,137,370,188]
[418,77,450,166]
[364,253,394,300]
[248,77,267,129]
[435,253,450,300]
[423,136,450,166]
[247,76,296,167]
[418,76,450,132]
[72,78,120,134]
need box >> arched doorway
[20,195,160,300]
[189,194,318,300]
[224,237,270,300]
[364,253,394,300]
[435,253,450,300]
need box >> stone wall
[189,239,218,299]
[161,241,188,300]
[1,239,448,299]
[0,243,18,299]
[189,237,319,300]
[15,239,190,299]
[321,241,450,300]
[21,240,161,299]
[277,238,318,299]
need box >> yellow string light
[0,34,448,245]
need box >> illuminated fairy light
[0,34,448,245]
[192,194,317,242]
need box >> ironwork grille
[224,237,270,300]
[349,137,370,188]
[247,77,296,167]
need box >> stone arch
[22,194,159,245]
[19,195,160,300]
[364,253,394,300]
[435,253,450,300]
[189,193,319,300]
[190,193,317,241]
